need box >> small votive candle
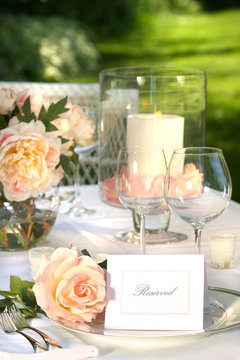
[209,233,236,269]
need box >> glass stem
[194,226,202,254]
[140,214,146,255]
[73,162,83,208]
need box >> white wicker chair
[0,81,100,184]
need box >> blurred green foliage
[0,1,239,202]
[0,15,98,82]
[0,0,202,37]
[94,9,240,202]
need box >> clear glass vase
[99,66,206,244]
[0,187,59,251]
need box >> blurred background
[0,0,239,202]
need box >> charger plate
[53,287,240,342]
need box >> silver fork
[0,311,47,353]
[9,308,62,350]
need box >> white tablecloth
[0,185,240,359]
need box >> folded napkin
[0,345,99,360]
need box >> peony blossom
[0,88,17,115]
[33,247,107,324]
[0,120,63,201]
[52,103,95,146]
[16,88,49,114]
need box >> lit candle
[127,113,184,174]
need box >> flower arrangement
[0,247,107,325]
[0,88,95,250]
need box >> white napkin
[0,345,99,360]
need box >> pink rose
[33,247,107,324]
[0,88,17,115]
[17,88,49,114]
[0,120,62,201]
[52,103,95,146]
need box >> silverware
[0,311,47,353]
[9,308,62,350]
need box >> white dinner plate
[52,287,240,343]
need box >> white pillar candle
[209,233,236,269]
[127,113,184,166]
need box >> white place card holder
[105,255,207,331]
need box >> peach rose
[0,88,17,115]
[16,88,49,114]
[52,103,95,146]
[33,247,107,324]
[0,120,63,201]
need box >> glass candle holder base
[116,230,187,245]
[116,207,187,245]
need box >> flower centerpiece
[0,88,95,251]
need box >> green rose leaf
[10,275,34,292]
[81,249,91,257]
[98,259,107,270]
[19,287,36,309]
[0,290,19,297]
[0,298,13,312]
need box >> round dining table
[0,185,239,359]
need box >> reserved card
[105,255,206,331]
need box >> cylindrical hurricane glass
[98,66,206,244]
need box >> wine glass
[115,146,167,254]
[59,104,97,217]
[164,147,232,254]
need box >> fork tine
[9,310,25,329]
[9,308,62,350]
[0,312,47,353]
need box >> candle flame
[155,111,162,117]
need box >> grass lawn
[80,9,240,202]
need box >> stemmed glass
[115,147,167,254]
[164,147,232,254]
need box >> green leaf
[81,249,91,257]
[0,115,8,130]
[98,259,107,270]
[0,298,12,312]
[72,151,79,166]
[0,290,19,297]
[10,275,34,292]
[16,97,36,123]
[61,137,69,144]
[20,308,39,318]
[60,154,71,175]
[19,287,36,309]
[38,96,69,131]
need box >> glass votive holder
[209,233,236,269]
